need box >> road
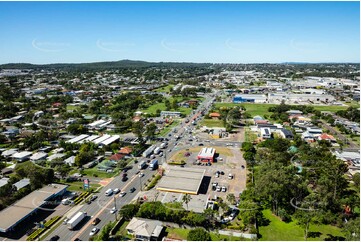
[319,120,358,149]
[44,93,217,241]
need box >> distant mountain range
[0,60,212,71]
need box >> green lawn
[200,119,225,128]
[70,167,118,179]
[165,228,247,241]
[60,181,102,192]
[244,127,258,143]
[143,96,204,116]
[215,103,350,118]
[154,84,174,93]
[158,120,180,137]
[259,209,345,241]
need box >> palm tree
[182,194,191,210]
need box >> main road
[44,93,216,241]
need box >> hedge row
[74,191,90,205]
[145,174,162,191]
[27,216,61,241]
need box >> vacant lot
[154,84,174,93]
[259,209,345,241]
[200,119,225,128]
[215,103,349,117]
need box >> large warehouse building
[157,167,206,195]
[197,147,216,163]
[0,184,67,233]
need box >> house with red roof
[119,147,133,155]
[209,112,221,119]
[109,153,125,161]
[318,133,337,143]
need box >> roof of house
[14,178,30,190]
[119,147,133,155]
[126,217,163,238]
[318,133,336,141]
[0,178,10,188]
[109,153,124,161]
[209,112,221,117]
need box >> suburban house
[126,217,164,241]
[318,133,337,143]
[109,153,125,162]
[209,112,221,119]
[118,147,133,155]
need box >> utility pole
[113,196,117,221]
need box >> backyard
[200,118,225,128]
[258,209,345,241]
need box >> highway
[44,93,216,241]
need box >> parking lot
[168,146,247,201]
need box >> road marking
[71,174,139,241]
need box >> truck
[67,211,87,230]
[142,145,156,158]
[160,143,167,149]
[138,161,147,170]
[149,159,158,170]
[153,147,161,155]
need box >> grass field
[61,181,102,192]
[215,103,350,118]
[154,84,174,93]
[165,228,247,241]
[158,120,180,137]
[259,209,345,241]
[70,167,118,179]
[244,127,258,143]
[200,118,225,128]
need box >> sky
[0,1,359,64]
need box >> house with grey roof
[126,217,164,241]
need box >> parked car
[228,174,233,180]
[241,165,245,169]
[216,186,221,192]
[221,186,227,192]
[92,218,100,225]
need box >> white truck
[153,147,161,155]
[142,145,156,158]
[138,161,147,170]
[67,211,87,230]
[160,143,166,149]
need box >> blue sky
[0,1,359,64]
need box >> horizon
[0,1,359,64]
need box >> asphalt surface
[44,93,217,241]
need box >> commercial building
[197,147,216,163]
[0,184,67,233]
[157,167,206,195]
[233,94,267,103]
[160,111,181,118]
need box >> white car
[113,188,120,194]
[139,172,144,177]
[110,207,117,214]
[119,191,126,197]
[89,227,99,236]
[216,186,221,192]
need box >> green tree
[226,193,236,205]
[342,217,360,241]
[352,173,360,189]
[165,99,171,111]
[119,204,140,220]
[187,228,211,241]
[182,194,191,210]
[145,123,157,139]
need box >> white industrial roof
[12,151,33,159]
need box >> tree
[187,228,211,241]
[352,173,360,189]
[145,123,157,139]
[182,194,191,210]
[119,204,140,220]
[342,217,360,241]
[165,99,171,111]
[171,98,178,110]
[294,209,319,240]
[67,123,88,135]
[132,122,144,141]
[226,193,236,205]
